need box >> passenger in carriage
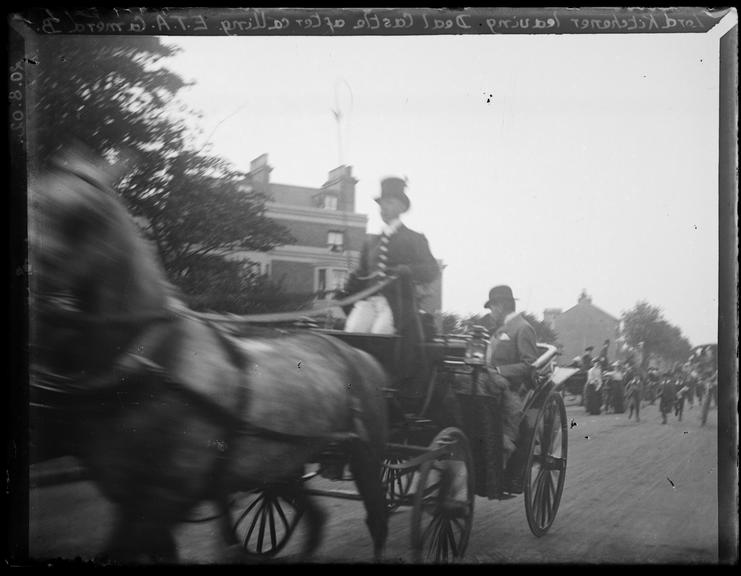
[342,176,439,335]
[480,285,540,467]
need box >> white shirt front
[503,310,520,326]
[381,218,402,237]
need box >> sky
[160,15,735,347]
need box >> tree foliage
[28,35,294,307]
[180,255,315,314]
[621,301,692,369]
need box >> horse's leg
[348,439,388,561]
[216,492,247,563]
[290,486,325,559]
[104,505,178,564]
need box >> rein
[32,276,396,329]
[193,276,396,325]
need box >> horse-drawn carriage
[28,151,567,564]
[217,314,569,562]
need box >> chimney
[249,154,272,190]
[578,290,592,305]
[322,165,357,212]
[543,308,562,331]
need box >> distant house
[233,153,443,315]
[543,290,620,366]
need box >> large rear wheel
[231,487,304,557]
[411,427,474,563]
[524,391,568,537]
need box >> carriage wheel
[524,391,568,537]
[381,455,415,512]
[231,487,304,557]
[411,427,474,563]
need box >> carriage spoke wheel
[524,391,568,537]
[411,427,474,563]
[232,488,304,558]
[381,455,415,511]
[382,434,415,512]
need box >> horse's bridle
[31,300,182,399]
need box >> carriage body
[289,322,568,561]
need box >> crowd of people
[571,345,718,426]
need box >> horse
[28,149,389,563]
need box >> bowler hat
[375,176,410,211]
[484,285,516,308]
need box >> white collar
[382,219,402,236]
[504,310,520,325]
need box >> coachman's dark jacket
[344,224,439,336]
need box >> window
[327,231,344,252]
[317,268,327,294]
[329,269,348,291]
[316,267,348,296]
[322,194,338,210]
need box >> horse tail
[348,348,389,460]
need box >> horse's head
[29,149,172,376]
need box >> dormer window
[322,194,338,210]
[327,231,344,252]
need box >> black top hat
[484,285,516,308]
[375,176,410,211]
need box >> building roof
[559,300,618,323]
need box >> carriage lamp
[464,325,490,366]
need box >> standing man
[646,367,660,405]
[626,366,643,422]
[586,357,603,415]
[598,339,611,371]
[659,373,676,424]
[343,176,439,335]
[580,346,594,406]
[482,285,540,469]
[674,370,689,422]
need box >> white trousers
[344,295,395,334]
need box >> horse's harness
[32,290,381,446]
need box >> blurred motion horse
[29,149,389,563]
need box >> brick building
[544,290,620,366]
[233,154,443,316]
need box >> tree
[438,310,558,343]
[180,255,315,314]
[621,301,692,369]
[28,35,294,307]
[28,36,188,170]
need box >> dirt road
[28,400,720,564]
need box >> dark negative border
[7,6,738,566]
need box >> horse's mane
[46,149,182,307]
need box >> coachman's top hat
[484,285,516,308]
[375,176,410,212]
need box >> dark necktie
[376,231,390,277]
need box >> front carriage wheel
[524,391,568,537]
[231,487,304,557]
[382,454,415,512]
[411,427,474,563]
